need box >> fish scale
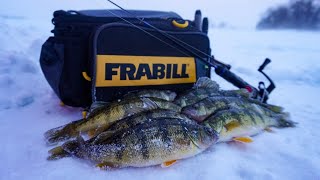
[182,96,276,122]
[48,118,218,168]
[202,108,294,143]
[44,97,181,145]
[103,110,193,139]
[132,126,150,160]
[123,90,177,102]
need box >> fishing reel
[214,58,275,103]
[256,58,275,103]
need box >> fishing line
[103,9,191,57]
[104,0,222,68]
[106,0,212,57]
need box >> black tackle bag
[40,9,212,107]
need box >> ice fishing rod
[105,0,275,102]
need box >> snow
[1,1,320,180]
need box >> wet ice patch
[15,94,35,107]
[0,52,40,109]
[0,21,47,110]
[0,98,12,110]
[0,75,14,87]
[20,61,38,74]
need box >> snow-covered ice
[1,1,320,180]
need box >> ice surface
[0,1,320,180]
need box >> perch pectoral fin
[161,160,177,168]
[233,137,253,143]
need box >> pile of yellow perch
[44,77,295,168]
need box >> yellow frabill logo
[96,55,196,87]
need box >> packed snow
[1,1,320,180]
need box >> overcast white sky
[0,0,288,28]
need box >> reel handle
[259,58,271,72]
